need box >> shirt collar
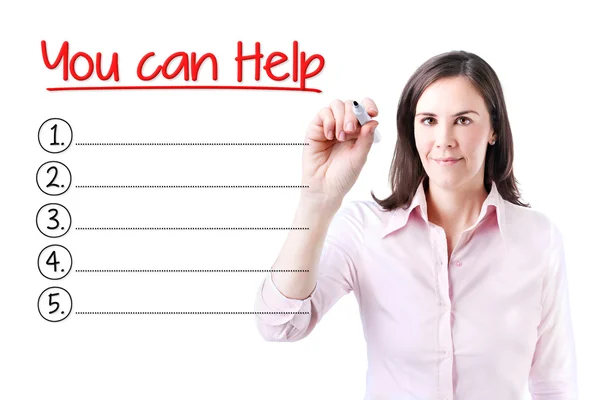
[381,177,507,246]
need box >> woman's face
[413,76,497,191]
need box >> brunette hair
[371,50,530,211]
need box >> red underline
[46,85,321,93]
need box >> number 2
[46,166,59,188]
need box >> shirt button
[455,260,463,267]
[444,350,451,358]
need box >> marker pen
[352,101,381,143]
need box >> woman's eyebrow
[415,110,480,117]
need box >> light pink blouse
[254,179,578,399]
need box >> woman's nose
[434,126,457,147]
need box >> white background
[1,1,598,399]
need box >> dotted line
[74,227,309,231]
[75,142,309,146]
[75,311,308,315]
[75,185,309,188]
[76,269,310,272]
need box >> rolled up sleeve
[529,223,578,399]
[254,201,363,342]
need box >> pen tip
[353,101,359,107]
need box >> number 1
[50,124,58,146]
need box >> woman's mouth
[434,158,462,166]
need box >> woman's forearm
[270,195,342,300]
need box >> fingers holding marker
[329,99,345,141]
[318,107,335,141]
[313,98,381,143]
[353,99,381,143]
[343,100,362,141]
[361,97,379,117]
[352,120,379,153]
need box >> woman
[254,50,578,399]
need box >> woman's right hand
[301,98,379,206]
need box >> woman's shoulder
[332,199,398,236]
[502,200,562,245]
[503,200,556,229]
[337,199,395,220]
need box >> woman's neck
[425,179,489,232]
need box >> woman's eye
[420,117,471,125]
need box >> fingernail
[340,131,346,141]
[345,122,354,132]
[327,130,333,140]
[368,108,377,114]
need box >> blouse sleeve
[529,222,578,399]
[254,201,363,342]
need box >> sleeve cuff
[261,272,317,312]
